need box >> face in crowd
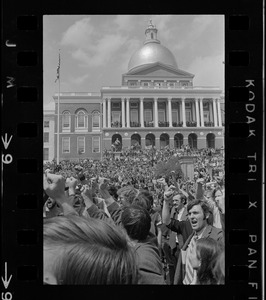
[172,194,185,211]
[187,200,209,234]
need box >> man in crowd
[162,192,224,285]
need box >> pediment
[125,62,194,78]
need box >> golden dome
[128,20,178,72]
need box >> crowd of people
[43,146,225,285]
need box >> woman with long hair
[191,237,222,284]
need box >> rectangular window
[44,121,49,128]
[78,115,85,127]
[204,112,210,122]
[77,137,85,154]
[129,81,137,87]
[92,114,100,128]
[168,82,175,87]
[92,136,100,153]
[144,110,152,122]
[130,110,138,122]
[158,110,165,122]
[180,81,189,86]
[203,102,209,110]
[44,132,49,143]
[62,137,70,153]
[43,148,49,160]
[75,112,87,132]
[111,102,121,109]
[172,110,178,123]
[186,110,192,122]
[62,114,70,128]
[112,112,121,123]
[158,102,165,110]
[130,102,138,108]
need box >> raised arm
[162,187,174,225]
[43,173,78,216]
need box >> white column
[217,98,222,127]
[212,98,218,127]
[121,98,125,127]
[168,97,172,127]
[126,97,130,128]
[199,98,205,127]
[182,98,186,127]
[140,97,144,127]
[107,97,111,128]
[195,98,200,128]
[102,98,106,128]
[154,97,158,127]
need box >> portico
[102,96,223,129]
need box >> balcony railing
[158,121,169,127]
[172,122,183,127]
[144,121,154,127]
[186,121,197,127]
[130,122,141,127]
[111,121,122,128]
[204,121,215,127]
[106,120,221,128]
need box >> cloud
[187,54,224,90]
[61,17,94,48]
[60,17,129,68]
[151,15,173,41]
[190,15,214,38]
[72,33,127,67]
[114,15,133,31]
[70,74,89,85]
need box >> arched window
[174,133,183,149]
[62,111,71,131]
[188,133,198,149]
[92,111,100,129]
[160,133,169,149]
[75,110,87,131]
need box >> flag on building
[55,51,60,83]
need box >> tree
[154,156,183,179]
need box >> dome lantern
[144,19,160,45]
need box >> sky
[43,15,224,110]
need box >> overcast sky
[43,15,224,110]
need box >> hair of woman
[213,250,225,284]
[196,237,221,285]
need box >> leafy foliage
[154,156,183,179]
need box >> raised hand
[81,184,94,208]
[163,186,175,203]
[43,173,66,202]
[65,176,78,195]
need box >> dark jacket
[134,239,165,284]
[166,217,193,248]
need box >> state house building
[51,21,224,161]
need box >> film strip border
[226,12,263,300]
[1,5,263,300]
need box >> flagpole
[56,49,61,165]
